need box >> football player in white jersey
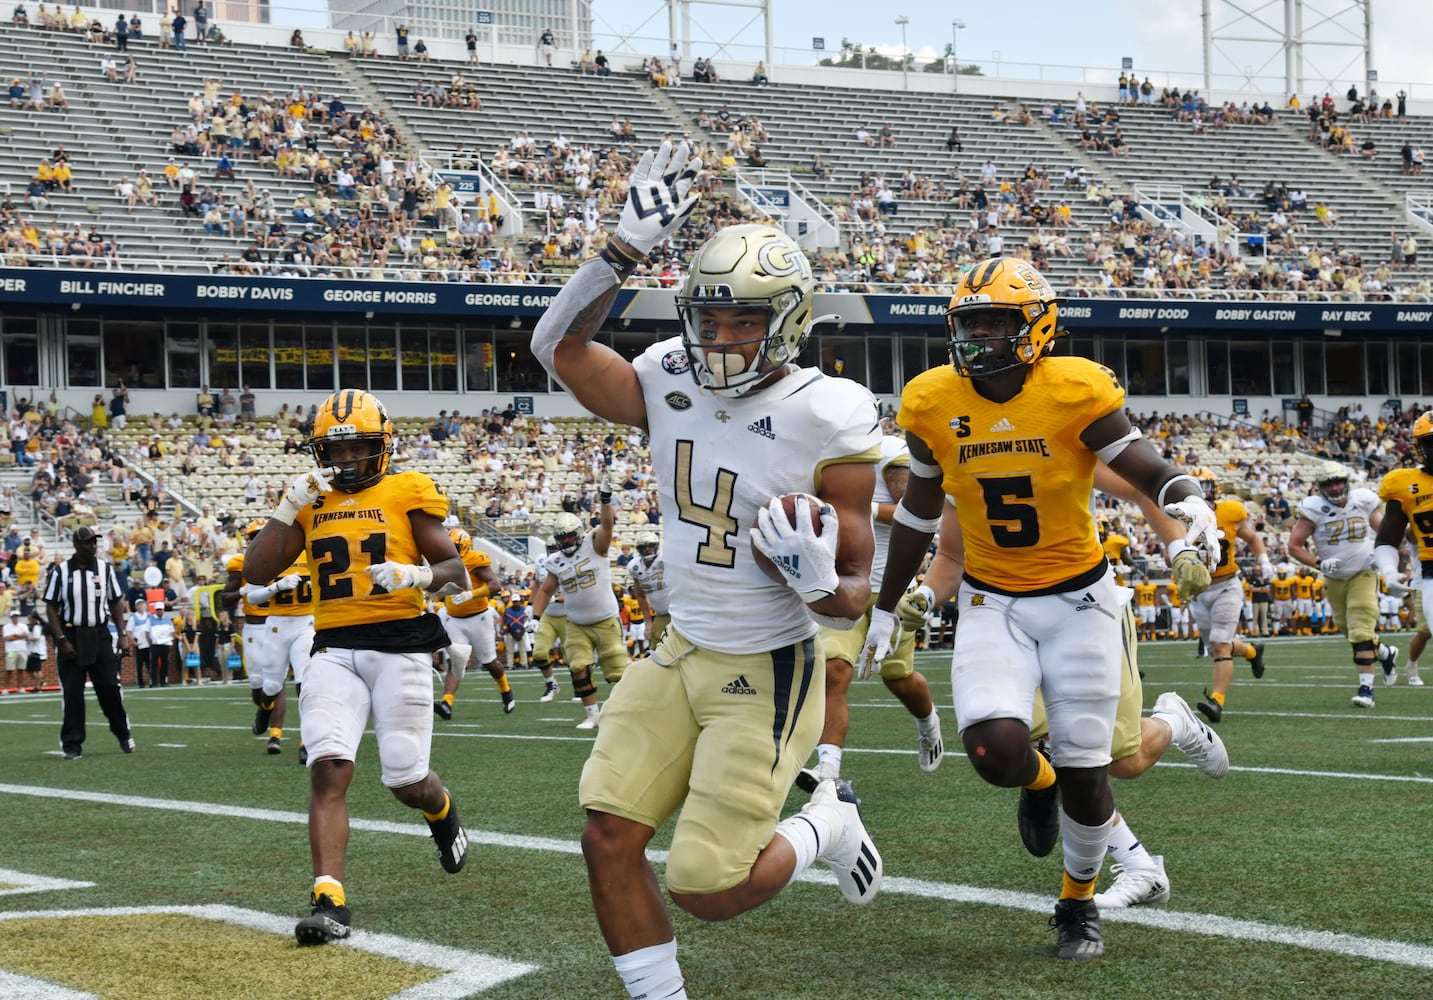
[1289,461,1398,706]
[531,141,883,1000]
[626,530,670,654]
[531,494,627,730]
[808,435,944,783]
[529,536,566,702]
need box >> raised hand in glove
[365,561,434,593]
[896,584,936,631]
[1168,540,1212,600]
[275,573,303,592]
[614,140,703,258]
[856,607,900,680]
[598,475,613,506]
[274,466,338,524]
[750,495,840,604]
[1163,496,1221,571]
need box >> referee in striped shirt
[44,525,136,760]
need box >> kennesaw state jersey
[627,552,671,614]
[898,356,1123,593]
[544,532,619,625]
[444,549,492,618]
[1379,467,1433,562]
[265,554,313,618]
[1209,499,1249,581]
[870,436,909,587]
[1295,487,1379,579]
[533,552,566,616]
[295,470,449,631]
[635,337,880,652]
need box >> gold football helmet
[551,512,583,557]
[245,518,267,539]
[1415,411,1433,471]
[449,528,472,557]
[309,389,393,493]
[1193,468,1219,502]
[675,224,816,397]
[1314,461,1350,506]
[945,257,1062,378]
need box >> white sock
[774,809,831,885]
[586,702,601,721]
[1103,812,1154,868]
[916,709,939,734]
[1409,658,1420,670]
[1359,672,1375,688]
[1060,811,1114,887]
[613,939,687,1000]
[1150,705,1189,745]
[1378,643,1395,663]
[816,742,842,777]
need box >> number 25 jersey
[898,355,1123,594]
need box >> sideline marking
[0,869,95,897]
[2,784,1432,970]
[0,905,537,998]
[0,970,95,999]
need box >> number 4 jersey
[898,355,1122,594]
[635,337,881,653]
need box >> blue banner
[2,268,1431,331]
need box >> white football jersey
[533,552,566,616]
[635,337,882,653]
[627,553,671,614]
[1295,487,1380,579]
[870,436,910,586]
[543,532,618,625]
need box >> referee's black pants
[57,625,131,755]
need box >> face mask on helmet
[1200,477,1219,502]
[675,224,814,397]
[309,390,393,493]
[555,529,581,556]
[1317,475,1349,505]
[1416,412,1433,471]
[945,258,1061,379]
[635,532,659,562]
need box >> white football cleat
[1381,645,1400,687]
[802,778,882,905]
[1153,691,1229,778]
[917,716,944,773]
[1094,856,1170,909]
[539,681,559,703]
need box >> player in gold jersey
[434,527,509,720]
[245,389,471,947]
[1188,474,1269,723]
[862,257,1220,959]
[1132,575,1159,642]
[1375,414,1433,682]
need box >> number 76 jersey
[634,337,881,654]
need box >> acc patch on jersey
[661,350,691,375]
[665,391,692,411]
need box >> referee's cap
[73,526,97,543]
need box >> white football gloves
[1259,555,1275,580]
[1319,557,1340,577]
[615,140,703,256]
[598,474,614,507]
[366,561,434,593]
[274,465,338,524]
[449,589,474,606]
[275,573,303,592]
[856,607,900,680]
[1163,496,1221,571]
[751,495,840,604]
[895,584,936,632]
[1168,540,1212,601]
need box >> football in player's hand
[751,493,825,583]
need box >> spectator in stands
[123,55,137,83]
[945,126,962,152]
[752,61,768,87]
[112,11,128,49]
[171,11,186,51]
[128,13,141,39]
[289,28,304,49]
[537,26,556,66]
[594,50,610,76]
[396,22,410,60]
[8,77,23,107]
[878,123,895,148]
[465,28,478,65]
[13,4,28,28]
[48,80,68,112]
[414,38,429,62]
[108,383,128,430]
[25,177,48,211]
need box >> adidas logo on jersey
[989,417,1016,433]
[721,675,758,695]
[747,415,775,439]
[338,498,358,506]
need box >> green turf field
[3,633,1432,999]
